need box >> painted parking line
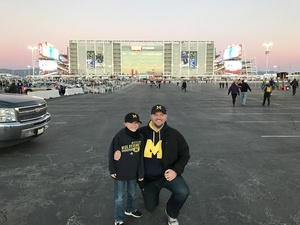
[235,121,300,123]
[261,135,300,138]
[220,113,300,115]
[50,122,67,125]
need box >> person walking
[228,80,240,106]
[108,112,144,225]
[139,104,190,225]
[240,80,252,106]
[17,80,23,94]
[290,78,299,96]
[262,81,272,106]
[181,81,187,92]
[7,82,18,93]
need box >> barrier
[27,89,60,99]
[65,88,84,96]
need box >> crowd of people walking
[226,77,299,107]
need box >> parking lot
[1,82,300,225]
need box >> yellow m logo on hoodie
[144,139,163,159]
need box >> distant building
[241,57,258,76]
[68,40,215,78]
[214,44,257,76]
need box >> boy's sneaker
[114,221,124,225]
[165,209,179,225]
[124,210,143,218]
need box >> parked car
[0,93,51,148]
[23,82,56,94]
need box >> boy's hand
[114,150,121,161]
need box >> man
[139,104,190,225]
[181,81,187,92]
[240,80,251,106]
[290,78,299,96]
[262,81,272,106]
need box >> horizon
[1,0,299,72]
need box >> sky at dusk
[1,0,300,72]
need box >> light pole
[273,65,277,75]
[262,42,273,75]
[27,65,31,76]
[28,46,37,75]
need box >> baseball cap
[151,104,167,114]
[125,112,142,123]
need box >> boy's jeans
[114,179,137,222]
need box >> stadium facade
[68,40,215,78]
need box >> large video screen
[223,44,242,60]
[39,60,58,71]
[122,44,163,74]
[224,60,242,74]
[38,43,60,60]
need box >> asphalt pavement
[1,82,300,225]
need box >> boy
[108,112,144,225]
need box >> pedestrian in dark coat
[228,81,240,106]
[8,82,18,93]
[262,81,272,106]
[290,78,299,96]
[181,81,187,92]
[240,80,252,106]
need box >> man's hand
[164,169,177,182]
[114,150,121,161]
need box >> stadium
[68,40,215,79]
[24,41,260,81]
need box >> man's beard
[153,121,164,129]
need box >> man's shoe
[124,210,142,218]
[114,221,124,225]
[165,209,179,225]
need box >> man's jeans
[241,92,248,105]
[114,179,137,222]
[142,176,189,218]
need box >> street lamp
[273,65,277,75]
[27,65,31,76]
[28,45,37,75]
[262,42,273,75]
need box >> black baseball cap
[125,112,142,123]
[151,104,167,114]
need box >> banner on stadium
[95,52,104,68]
[87,51,95,68]
[181,51,198,68]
